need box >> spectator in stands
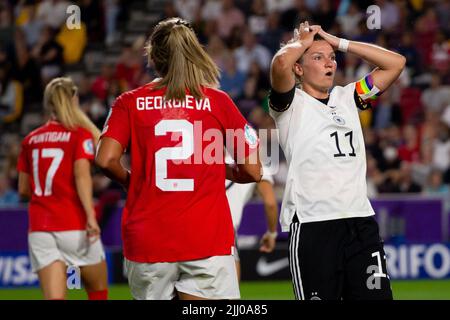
[207,35,229,70]
[31,26,64,84]
[264,0,294,14]
[19,2,44,48]
[436,0,450,33]
[431,31,450,74]
[421,73,450,114]
[0,3,14,48]
[0,61,24,127]
[312,0,336,31]
[0,174,19,207]
[234,29,271,75]
[174,0,200,23]
[220,53,246,99]
[201,0,222,22]
[92,63,117,101]
[397,162,423,193]
[260,11,284,55]
[36,0,70,30]
[414,11,438,66]
[375,0,400,32]
[336,1,362,39]
[432,122,450,172]
[372,93,401,131]
[366,154,381,197]
[56,20,88,65]
[279,0,311,32]
[104,0,120,46]
[13,28,42,111]
[397,32,421,76]
[115,43,143,91]
[248,0,268,36]
[398,124,421,163]
[424,169,449,196]
[216,0,245,39]
[79,0,104,42]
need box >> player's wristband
[265,231,278,239]
[338,38,349,52]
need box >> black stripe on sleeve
[354,89,371,110]
[268,85,296,112]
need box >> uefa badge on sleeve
[83,139,95,155]
[244,124,259,149]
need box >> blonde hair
[145,17,220,101]
[44,77,101,143]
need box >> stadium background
[0,0,450,299]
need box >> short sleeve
[221,93,259,162]
[75,128,95,161]
[17,139,29,174]
[100,94,130,149]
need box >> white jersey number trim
[32,148,64,196]
[155,119,194,192]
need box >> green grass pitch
[1,280,450,300]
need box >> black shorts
[289,214,393,300]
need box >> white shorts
[124,255,240,300]
[28,231,106,272]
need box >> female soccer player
[96,17,261,300]
[17,77,108,300]
[269,21,406,300]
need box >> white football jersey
[270,83,375,231]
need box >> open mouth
[325,71,333,77]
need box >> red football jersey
[101,83,259,262]
[17,121,95,232]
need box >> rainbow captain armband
[355,74,382,103]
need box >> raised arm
[317,28,406,91]
[270,22,320,93]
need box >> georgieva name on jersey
[269,82,376,231]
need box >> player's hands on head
[86,216,101,243]
[293,21,321,48]
[317,28,340,49]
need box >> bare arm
[256,180,278,253]
[270,22,320,93]
[18,172,31,200]
[226,152,262,183]
[95,137,130,189]
[317,28,406,91]
[74,158,100,241]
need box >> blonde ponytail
[44,77,101,143]
[146,18,220,101]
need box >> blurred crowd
[0,0,449,208]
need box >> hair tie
[174,19,193,31]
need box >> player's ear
[293,62,303,77]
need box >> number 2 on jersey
[155,119,194,192]
[32,148,64,196]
